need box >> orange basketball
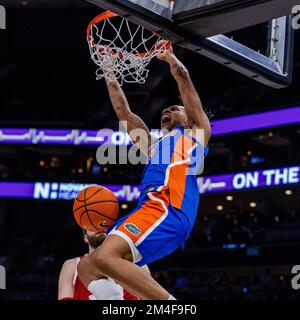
[73,186,119,233]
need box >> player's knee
[90,248,114,272]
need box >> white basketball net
[87,13,169,86]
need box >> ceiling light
[285,190,292,196]
[249,202,257,208]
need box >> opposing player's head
[82,229,106,249]
[161,105,188,132]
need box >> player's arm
[106,80,152,155]
[58,258,76,300]
[157,46,211,146]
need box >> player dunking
[58,229,139,300]
[78,45,211,300]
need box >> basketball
[73,186,119,233]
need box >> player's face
[161,105,187,131]
[85,231,106,249]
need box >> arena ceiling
[0,0,88,7]
[0,4,299,129]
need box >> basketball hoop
[86,11,171,85]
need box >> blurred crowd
[0,124,300,184]
[1,237,298,300]
[1,206,300,300]
[152,268,300,300]
[187,208,300,248]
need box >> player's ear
[83,234,89,244]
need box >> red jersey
[73,256,139,300]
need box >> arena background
[0,1,300,300]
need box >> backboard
[87,0,296,88]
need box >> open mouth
[161,114,171,126]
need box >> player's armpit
[58,258,76,300]
[190,111,211,147]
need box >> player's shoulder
[61,257,78,271]
[58,257,79,282]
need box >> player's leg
[78,191,188,300]
[78,234,172,300]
